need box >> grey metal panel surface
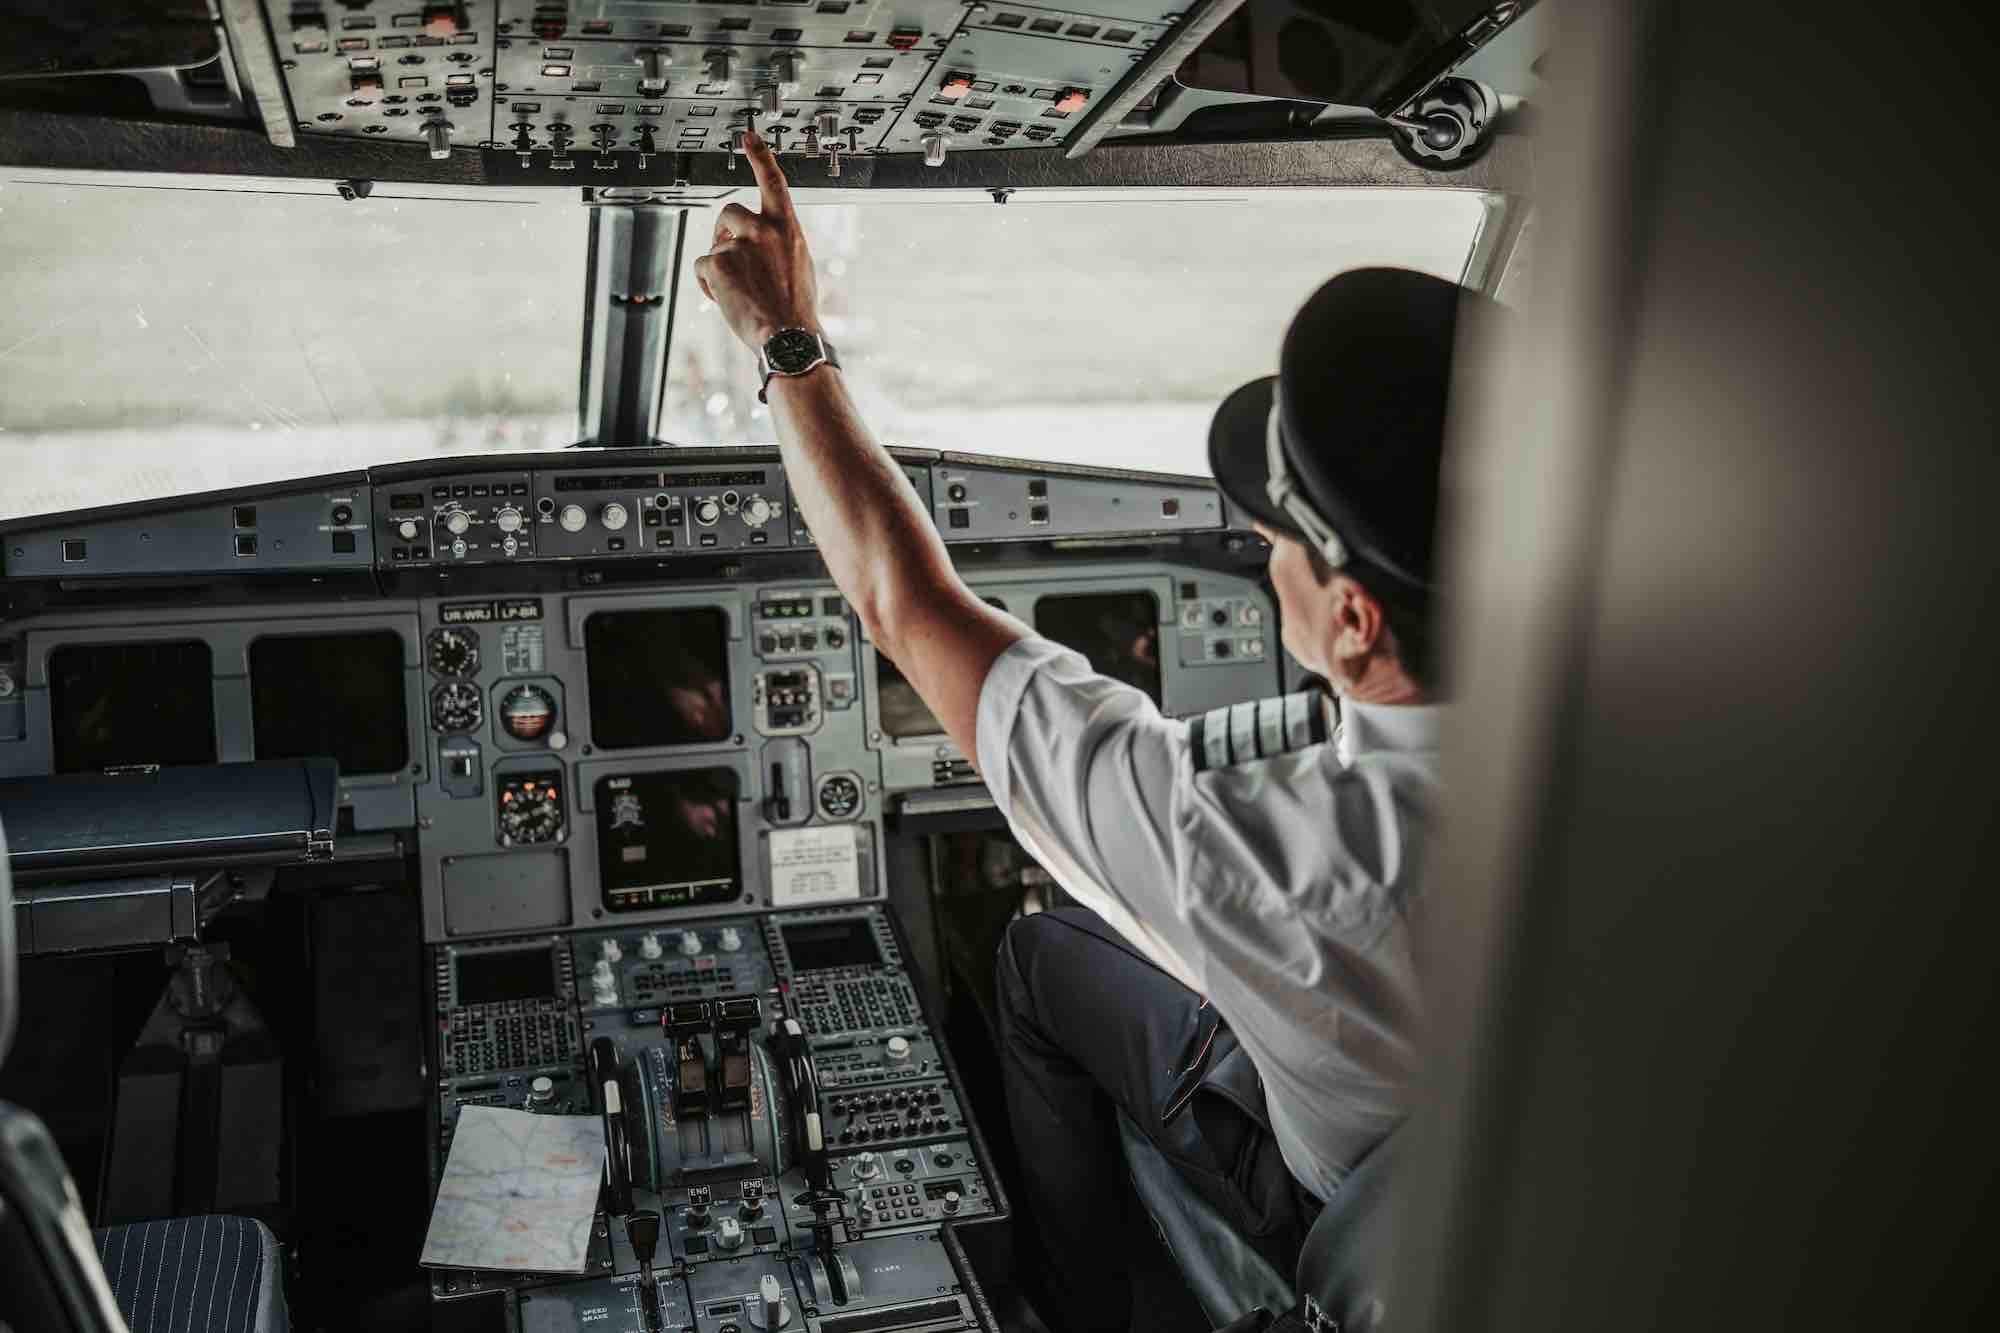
[2,480,375,579]
[930,461,1222,544]
[441,846,572,935]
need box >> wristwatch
[756,327,840,402]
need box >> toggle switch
[639,49,668,94]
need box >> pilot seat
[0,818,291,1333]
[1118,1093,1399,1332]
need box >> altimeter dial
[431,680,483,733]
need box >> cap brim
[1207,376,1295,536]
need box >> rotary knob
[715,1217,745,1251]
[527,1075,555,1107]
[719,927,743,952]
[748,1273,791,1331]
[885,1035,911,1062]
[601,938,622,963]
[495,506,524,534]
[600,501,629,531]
[678,931,704,957]
[559,503,587,533]
[444,508,471,536]
[942,1190,961,1215]
[639,931,663,960]
[742,495,773,527]
[395,518,422,541]
[591,959,618,1006]
[852,1151,881,1181]
[693,498,722,526]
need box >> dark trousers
[995,908,1314,1333]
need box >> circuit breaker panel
[263,0,1182,165]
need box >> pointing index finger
[743,131,794,223]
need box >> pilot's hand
[693,132,822,349]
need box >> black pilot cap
[1209,267,1474,594]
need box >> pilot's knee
[994,911,1058,1025]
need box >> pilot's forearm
[691,130,1024,753]
[764,365,1023,751]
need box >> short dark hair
[1304,546,1437,689]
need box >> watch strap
[758,330,840,403]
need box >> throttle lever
[589,1036,635,1218]
[770,1016,827,1190]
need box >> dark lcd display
[875,653,943,740]
[249,631,409,776]
[1034,592,1164,704]
[49,640,217,773]
[457,948,557,1006]
[584,608,732,749]
[596,768,743,912]
[780,918,881,973]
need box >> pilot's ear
[1330,575,1387,658]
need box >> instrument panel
[430,904,1000,1329]
[0,450,1276,944]
[257,0,1190,165]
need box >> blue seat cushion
[91,1215,288,1333]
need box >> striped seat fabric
[90,1215,288,1333]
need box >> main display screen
[779,918,882,973]
[250,630,409,776]
[48,640,217,773]
[595,768,743,912]
[584,608,733,749]
[1034,592,1163,704]
[456,948,557,1007]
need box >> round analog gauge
[499,684,557,741]
[430,680,483,733]
[817,773,863,820]
[498,774,564,845]
[427,627,480,677]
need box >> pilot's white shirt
[977,635,1439,1203]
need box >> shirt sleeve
[975,636,1208,991]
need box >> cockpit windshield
[1,175,1491,521]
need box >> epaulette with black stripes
[1189,690,1331,773]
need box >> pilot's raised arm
[695,138,1486,1333]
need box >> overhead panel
[273,2,500,154]
[258,0,1188,166]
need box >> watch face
[765,328,823,374]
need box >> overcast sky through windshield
[0,179,1488,522]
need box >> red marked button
[887,27,923,51]
[1054,87,1090,113]
[938,72,973,100]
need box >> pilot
[696,135,1477,1331]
